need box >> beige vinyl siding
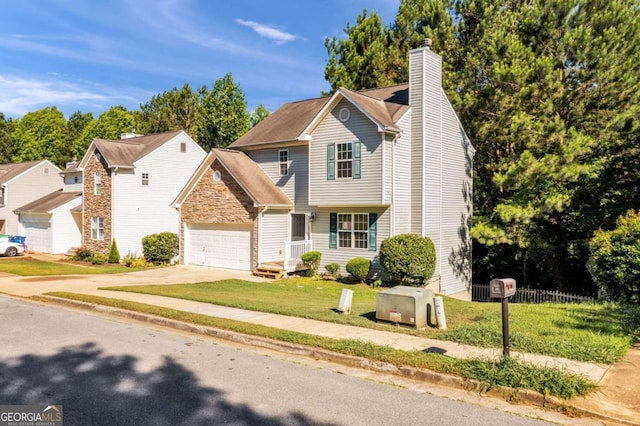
[439,94,473,295]
[309,99,384,206]
[248,146,309,210]
[0,161,62,235]
[393,114,413,234]
[260,209,289,263]
[409,53,425,235]
[311,206,390,276]
[51,197,82,253]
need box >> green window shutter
[353,141,361,179]
[329,213,337,249]
[368,213,377,251]
[327,144,335,180]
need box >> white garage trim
[186,223,252,270]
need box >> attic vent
[338,107,350,122]
[43,167,49,175]
[213,170,221,183]
[180,142,186,153]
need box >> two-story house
[76,130,206,257]
[0,160,62,237]
[173,42,474,299]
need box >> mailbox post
[489,278,516,357]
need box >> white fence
[284,240,313,272]
[472,284,596,304]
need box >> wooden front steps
[253,262,285,280]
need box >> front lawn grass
[0,256,137,275]
[102,277,640,364]
[42,292,596,399]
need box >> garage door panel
[187,223,251,270]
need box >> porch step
[253,264,285,280]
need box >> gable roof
[0,160,59,185]
[80,130,184,169]
[173,149,293,209]
[230,83,409,150]
[14,190,82,214]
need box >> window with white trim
[91,216,104,240]
[142,173,149,186]
[94,172,102,195]
[336,142,352,178]
[338,213,369,249]
[279,150,289,176]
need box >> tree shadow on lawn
[0,342,336,426]
[546,303,640,337]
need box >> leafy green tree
[11,107,68,166]
[197,74,250,150]
[73,106,137,157]
[66,111,93,160]
[137,83,200,138]
[324,10,398,92]
[0,113,16,164]
[250,104,270,128]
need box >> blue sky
[0,0,399,119]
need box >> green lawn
[0,257,137,275]
[102,277,640,364]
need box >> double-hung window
[94,172,102,195]
[327,141,361,180]
[142,173,149,186]
[330,212,377,251]
[91,216,104,240]
[279,150,289,176]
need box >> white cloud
[235,19,298,44]
[0,75,147,118]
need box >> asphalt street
[0,295,554,425]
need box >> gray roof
[229,83,409,149]
[14,190,82,214]
[93,130,183,168]
[0,160,51,185]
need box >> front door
[291,214,306,241]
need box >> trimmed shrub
[108,240,120,263]
[72,247,93,262]
[130,257,147,268]
[90,253,108,265]
[301,251,321,276]
[588,210,640,303]
[346,257,371,283]
[325,263,341,278]
[142,232,179,264]
[379,234,436,286]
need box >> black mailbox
[489,278,516,298]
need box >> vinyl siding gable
[309,99,384,206]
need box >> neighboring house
[76,130,206,257]
[14,190,82,253]
[174,42,474,299]
[0,160,62,235]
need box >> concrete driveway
[0,256,266,297]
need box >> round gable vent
[213,170,221,182]
[338,107,351,122]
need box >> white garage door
[22,216,52,253]
[187,223,252,270]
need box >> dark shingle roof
[14,190,82,214]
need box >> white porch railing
[284,240,313,272]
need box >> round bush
[379,234,436,286]
[325,263,341,278]
[301,251,322,276]
[346,257,371,282]
[588,210,640,303]
[142,232,179,264]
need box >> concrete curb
[34,295,636,426]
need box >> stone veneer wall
[180,160,259,269]
[83,150,112,253]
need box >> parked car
[0,240,25,257]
